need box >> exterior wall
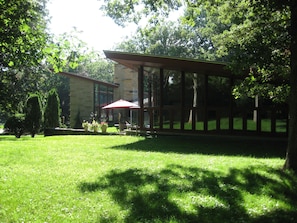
[69,77,94,127]
[114,64,138,102]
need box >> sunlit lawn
[0,134,296,222]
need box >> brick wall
[114,64,138,102]
[69,77,94,127]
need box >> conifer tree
[44,89,61,128]
[25,93,42,137]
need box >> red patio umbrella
[102,99,140,126]
[102,99,140,109]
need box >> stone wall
[69,77,94,127]
[114,64,138,102]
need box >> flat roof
[59,71,119,88]
[104,50,235,77]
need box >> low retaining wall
[44,128,116,136]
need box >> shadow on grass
[79,164,297,223]
[0,135,34,141]
[111,135,287,158]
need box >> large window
[94,83,114,121]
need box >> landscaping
[0,134,296,222]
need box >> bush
[4,114,25,138]
[25,94,42,137]
[44,89,61,128]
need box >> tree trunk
[284,2,297,172]
[188,73,198,123]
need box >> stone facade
[114,64,138,102]
[69,76,94,127]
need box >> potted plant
[91,120,99,133]
[100,122,108,133]
[82,120,89,131]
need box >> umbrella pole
[130,109,132,126]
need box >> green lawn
[0,134,296,223]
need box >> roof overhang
[104,50,234,77]
[59,71,119,88]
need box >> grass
[0,134,296,223]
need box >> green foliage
[70,50,114,83]
[4,114,25,138]
[44,89,61,128]
[101,0,182,26]
[0,5,86,117]
[183,0,291,102]
[44,29,89,73]
[46,30,114,83]
[24,94,42,137]
[0,0,49,69]
[0,0,49,115]
[116,19,215,60]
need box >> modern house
[59,72,118,128]
[59,51,288,137]
[104,50,288,137]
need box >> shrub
[44,89,61,128]
[4,114,25,138]
[24,94,42,137]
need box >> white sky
[47,0,137,53]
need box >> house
[104,50,288,137]
[59,72,118,128]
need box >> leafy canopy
[185,0,291,102]
[0,0,49,69]
[0,0,49,116]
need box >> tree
[44,29,90,73]
[0,0,49,116]
[70,50,114,83]
[102,0,297,172]
[25,94,42,137]
[116,18,214,59]
[44,89,61,128]
[0,68,42,116]
[0,0,49,69]
[0,4,85,118]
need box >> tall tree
[25,93,42,137]
[102,0,297,172]
[0,0,49,69]
[0,0,49,116]
[44,89,61,128]
[0,6,86,118]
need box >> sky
[47,0,137,53]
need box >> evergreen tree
[25,94,42,137]
[44,89,61,128]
